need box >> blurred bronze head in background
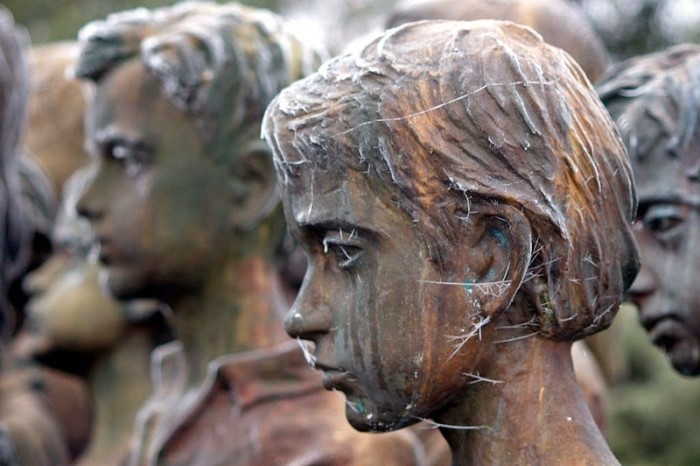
[386,0,610,82]
[265,19,637,464]
[75,1,321,305]
[0,6,29,342]
[17,167,172,466]
[19,169,170,364]
[598,44,700,376]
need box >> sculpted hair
[596,44,700,170]
[264,20,638,341]
[0,7,29,333]
[75,1,322,159]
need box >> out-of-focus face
[21,247,125,356]
[283,168,496,432]
[77,59,231,302]
[628,133,700,376]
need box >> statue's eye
[641,203,688,246]
[105,142,150,178]
[322,230,364,270]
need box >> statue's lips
[648,318,700,374]
[318,365,354,392]
[648,317,686,351]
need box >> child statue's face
[282,167,504,431]
[21,251,125,356]
[78,59,232,302]
[628,131,700,376]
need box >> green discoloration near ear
[538,291,557,333]
[490,227,507,248]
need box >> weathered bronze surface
[598,44,700,377]
[132,339,426,465]
[387,3,614,451]
[264,20,638,465]
[386,0,610,82]
[388,3,614,446]
[75,2,426,464]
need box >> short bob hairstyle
[264,20,639,341]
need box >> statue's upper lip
[646,317,687,352]
[314,360,345,373]
[641,309,680,333]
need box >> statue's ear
[458,203,532,317]
[228,139,279,231]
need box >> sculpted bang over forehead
[264,58,381,185]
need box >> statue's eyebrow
[93,127,148,151]
[637,196,700,208]
[296,219,380,242]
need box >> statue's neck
[169,255,289,391]
[79,326,155,465]
[437,338,618,466]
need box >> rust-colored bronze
[132,340,426,465]
[75,2,426,464]
[598,44,700,376]
[264,20,638,465]
[386,0,609,82]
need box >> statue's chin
[345,399,420,433]
[667,337,700,376]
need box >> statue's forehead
[634,154,700,205]
[626,100,700,204]
[285,169,390,229]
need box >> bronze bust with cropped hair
[265,19,638,465]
